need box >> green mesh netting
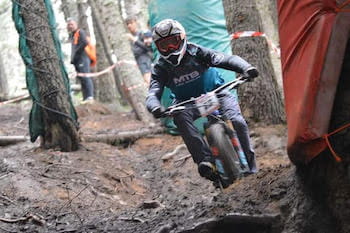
[148,0,236,134]
[12,0,77,142]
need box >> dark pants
[74,57,94,100]
[136,54,152,75]
[173,91,257,172]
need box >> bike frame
[163,75,251,182]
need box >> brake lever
[168,106,186,115]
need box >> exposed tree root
[0,136,29,146]
[0,94,30,106]
[161,144,186,161]
[82,127,164,145]
[0,214,45,225]
[180,213,281,233]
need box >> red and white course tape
[231,31,280,57]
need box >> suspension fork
[204,116,229,178]
[204,116,219,157]
[220,118,249,170]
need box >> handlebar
[163,74,249,117]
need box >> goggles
[155,34,183,55]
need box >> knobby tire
[206,123,241,182]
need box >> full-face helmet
[152,19,187,66]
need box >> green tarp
[12,0,77,142]
[148,0,235,133]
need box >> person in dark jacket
[146,19,258,183]
[126,16,153,84]
[67,18,94,102]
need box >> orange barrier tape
[322,122,350,162]
[336,0,350,12]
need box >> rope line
[32,56,59,66]
[26,65,52,75]
[19,33,57,51]
[25,24,52,33]
[12,0,51,22]
[322,122,350,162]
[336,0,350,12]
[34,99,79,129]
[75,60,137,77]
[42,89,60,98]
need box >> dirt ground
[0,101,317,233]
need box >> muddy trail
[0,102,297,233]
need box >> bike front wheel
[206,122,242,183]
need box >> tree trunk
[0,54,9,101]
[255,0,279,44]
[320,38,350,233]
[255,0,283,90]
[15,0,80,151]
[88,0,128,105]
[112,1,154,123]
[92,22,119,103]
[60,0,77,20]
[91,0,154,123]
[123,0,149,30]
[77,1,90,35]
[86,0,119,104]
[223,0,285,124]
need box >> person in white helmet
[146,19,258,184]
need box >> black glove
[243,66,259,81]
[151,106,166,119]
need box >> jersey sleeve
[145,65,166,112]
[196,45,253,73]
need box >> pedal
[240,165,250,174]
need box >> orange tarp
[277,0,350,164]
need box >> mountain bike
[163,75,253,189]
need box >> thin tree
[84,0,121,104]
[222,0,285,124]
[90,19,119,104]
[122,0,149,30]
[77,0,89,34]
[60,0,77,20]
[0,54,9,101]
[88,0,129,105]
[89,0,154,123]
[13,0,80,151]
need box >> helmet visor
[155,34,182,56]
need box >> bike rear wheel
[206,122,241,184]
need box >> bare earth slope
[0,102,303,233]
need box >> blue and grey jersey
[146,42,253,112]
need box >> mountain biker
[146,19,258,182]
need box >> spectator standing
[125,16,153,85]
[67,18,95,103]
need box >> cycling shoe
[198,161,218,181]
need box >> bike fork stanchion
[224,121,250,172]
